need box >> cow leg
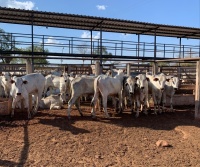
[169,96,174,112]
[67,96,78,119]
[130,97,134,114]
[143,97,148,115]
[162,92,167,113]
[11,100,17,118]
[157,94,162,114]
[32,94,39,115]
[118,92,123,114]
[151,93,158,115]
[23,98,31,119]
[102,95,110,118]
[11,98,21,118]
[135,100,140,118]
[91,91,100,118]
[75,98,83,117]
[143,104,148,115]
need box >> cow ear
[23,80,28,84]
[153,78,159,81]
[10,80,15,84]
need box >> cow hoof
[135,114,139,118]
[9,115,14,121]
[91,115,97,120]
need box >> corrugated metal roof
[0,7,200,39]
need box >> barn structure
[0,7,200,118]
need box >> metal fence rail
[1,32,200,60]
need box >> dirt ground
[0,102,200,167]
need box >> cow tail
[91,76,100,107]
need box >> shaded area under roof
[0,7,200,39]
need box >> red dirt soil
[0,102,200,167]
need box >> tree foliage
[0,28,15,63]
[10,45,49,65]
[93,45,112,64]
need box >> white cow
[91,69,125,118]
[67,76,96,119]
[146,73,167,115]
[162,76,180,112]
[123,75,136,111]
[39,94,65,110]
[43,74,69,103]
[133,74,149,117]
[10,73,46,119]
[1,72,11,98]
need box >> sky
[0,0,200,64]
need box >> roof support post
[179,38,182,66]
[179,38,182,58]
[31,13,34,73]
[90,30,93,64]
[100,25,103,66]
[154,30,157,60]
[137,34,140,70]
[153,30,158,75]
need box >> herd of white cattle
[0,69,180,119]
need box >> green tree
[10,45,49,65]
[0,28,16,63]
[77,42,89,64]
[93,46,112,64]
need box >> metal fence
[1,32,200,60]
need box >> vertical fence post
[152,62,158,75]
[121,41,123,56]
[126,63,131,76]
[195,60,200,119]
[143,42,145,57]
[26,59,32,74]
[95,61,101,76]
[164,44,165,58]
[71,37,73,54]
[115,43,117,56]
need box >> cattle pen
[1,6,200,167]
